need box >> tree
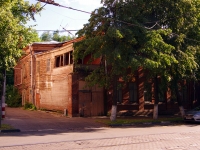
[0,0,42,125]
[40,31,52,41]
[0,0,42,70]
[74,0,200,120]
[52,31,73,42]
[40,31,74,42]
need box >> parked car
[184,106,200,122]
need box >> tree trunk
[153,75,159,119]
[176,85,185,117]
[110,105,117,121]
[110,76,118,121]
[153,104,158,119]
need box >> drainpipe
[30,44,34,104]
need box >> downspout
[29,44,34,104]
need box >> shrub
[6,85,22,107]
[24,102,36,110]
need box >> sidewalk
[1,107,104,132]
[1,107,184,133]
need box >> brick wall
[14,54,32,105]
[35,43,74,114]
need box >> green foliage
[40,31,74,42]
[6,85,22,107]
[52,31,73,42]
[96,117,183,126]
[6,69,14,85]
[40,31,52,41]
[74,0,200,92]
[24,102,36,110]
[0,0,42,70]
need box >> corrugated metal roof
[33,41,62,44]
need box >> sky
[27,0,103,36]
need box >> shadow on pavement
[1,107,200,137]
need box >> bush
[24,102,36,110]
[6,85,22,107]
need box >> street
[1,125,200,150]
[1,108,200,150]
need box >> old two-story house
[14,37,199,117]
[14,38,105,117]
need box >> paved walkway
[1,126,200,150]
[2,107,104,132]
[1,108,200,150]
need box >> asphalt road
[1,107,200,150]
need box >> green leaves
[74,0,200,88]
[0,0,42,70]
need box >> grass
[96,117,184,126]
[0,124,14,130]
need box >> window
[144,82,152,102]
[117,86,122,103]
[55,55,64,67]
[55,51,73,68]
[46,59,51,72]
[117,90,122,103]
[129,82,137,103]
[158,90,165,102]
[64,53,69,65]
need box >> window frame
[54,51,73,68]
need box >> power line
[36,30,79,32]
[36,0,200,43]
[46,8,88,20]
[36,0,91,14]
[36,0,159,30]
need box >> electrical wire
[46,7,89,20]
[36,0,200,43]
[36,30,79,32]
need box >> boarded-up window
[46,59,51,72]
[55,51,73,68]
[22,64,26,78]
[14,68,22,86]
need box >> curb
[0,129,21,133]
[109,121,178,127]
